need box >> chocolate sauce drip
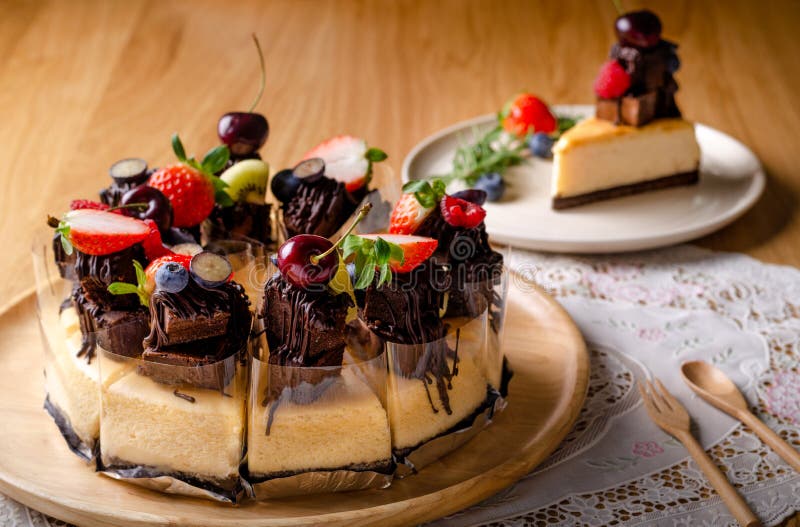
[52,234,77,281]
[74,244,146,310]
[282,175,365,238]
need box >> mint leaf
[60,234,73,255]
[342,234,364,259]
[107,282,140,296]
[134,260,147,289]
[201,145,231,175]
[365,147,388,163]
[355,255,376,290]
[374,237,391,263]
[172,133,187,162]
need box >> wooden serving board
[0,278,588,527]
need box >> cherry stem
[611,0,623,15]
[248,34,266,113]
[310,203,373,264]
[108,202,148,212]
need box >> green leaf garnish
[107,260,150,307]
[47,215,73,255]
[365,147,388,163]
[201,145,231,175]
[401,179,447,208]
[432,125,527,187]
[215,189,235,208]
[172,133,187,162]
[343,234,404,289]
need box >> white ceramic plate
[402,105,765,253]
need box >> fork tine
[655,379,678,410]
[638,380,660,413]
[647,378,670,411]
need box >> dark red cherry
[217,112,269,156]
[119,185,173,233]
[615,10,662,49]
[276,234,338,288]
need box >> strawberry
[141,219,172,261]
[303,135,387,193]
[69,199,110,212]
[144,253,192,293]
[359,234,438,273]
[59,209,150,256]
[440,195,486,229]
[501,93,557,137]
[388,193,435,234]
[149,163,215,228]
[594,60,631,99]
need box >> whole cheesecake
[552,117,700,209]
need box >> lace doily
[3,245,799,526]
[433,245,800,527]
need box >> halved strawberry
[440,195,486,229]
[70,199,110,212]
[144,254,192,293]
[302,135,385,193]
[388,193,435,235]
[61,209,150,256]
[359,234,438,273]
[141,219,172,261]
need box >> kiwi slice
[220,159,270,204]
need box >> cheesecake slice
[552,117,700,209]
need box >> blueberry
[474,172,505,202]
[528,132,554,159]
[271,168,301,203]
[155,262,189,293]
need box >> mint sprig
[342,235,404,289]
[107,260,150,307]
[435,125,527,187]
[171,134,234,207]
[401,179,447,208]
[48,215,73,255]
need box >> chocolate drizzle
[204,201,273,246]
[74,244,147,310]
[282,175,366,238]
[72,286,149,362]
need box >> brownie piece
[282,176,365,238]
[72,286,149,361]
[259,272,353,402]
[74,244,147,310]
[138,338,238,391]
[203,201,272,246]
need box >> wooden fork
[638,379,761,527]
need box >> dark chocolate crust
[43,395,94,462]
[552,169,699,210]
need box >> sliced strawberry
[144,253,192,293]
[359,234,438,273]
[149,163,215,227]
[70,199,110,212]
[440,195,486,229]
[63,209,150,256]
[303,135,373,193]
[141,219,172,261]
[388,193,435,235]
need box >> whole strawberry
[501,93,557,137]
[149,134,232,228]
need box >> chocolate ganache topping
[72,286,149,362]
[74,244,147,310]
[204,201,273,246]
[282,175,366,238]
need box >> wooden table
[0,0,798,524]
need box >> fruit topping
[450,188,488,206]
[155,261,190,293]
[277,234,338,289]
[302,135,387,193]
[501,93,557,137]
[389,179,446,234]
[171,243,203,256]
[220,158,270,204]
[440,195,486,229]
[217,35,269,156]
[144,254,193,293]
[528,132,555,159]
[615,9,662,49]
[141,219,172,260]
[594,59,631,99]
[70,199,111,212]
[277,203,373,289]
[270,168,301,202]
[190,251,233,288]
[119,185,173,233]
[109,158,149,185]
[474,172,505,202]
[149,163,215,228]
[354,234,438,274]
[50,209,150,256]
[293,157,325,183]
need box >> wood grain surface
[0,0,798,524]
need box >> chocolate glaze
[74,244,147,310]
[282,175,366,238]
[52,234,77,281]
[72,286,149,362]
[204,201,272,246]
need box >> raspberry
[594,60,631,99]
[440,195,486,229]
[70,199,110,212]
